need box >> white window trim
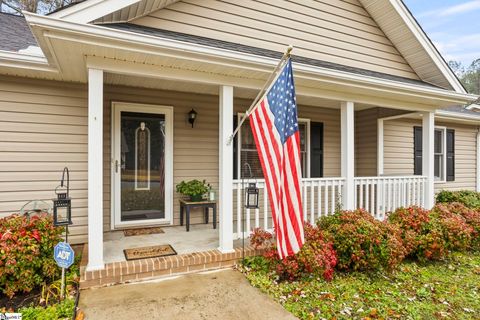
[236,113,311,179]
[434,126,447,184]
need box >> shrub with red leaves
[389,206,472,261]
[434,202,478,251]
[0,213,63,298]
[249,224,337,281]
[318,209,406,272]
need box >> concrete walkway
[78,269,297,320]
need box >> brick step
[79,245,262,289]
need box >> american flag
[249,58,304,259]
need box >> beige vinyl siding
[0,76,89,244]
[132,0,418,79]
[383,119,478,192]
[355,108,378,177]
[355,108,411,177]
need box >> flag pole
[227,45,293,145]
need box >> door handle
[115,160,119,173]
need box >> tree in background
[0,0,76,14]
[449,59,480,95]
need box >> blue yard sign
[54,242,75,269]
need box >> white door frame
[111,101,174,229]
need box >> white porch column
[422,112,435,209]
[218,85,234,253]
[87,68,104,271]
[341,101,355,210]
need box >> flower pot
[190,194,203,202]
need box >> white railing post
[341,101,355,210]
[422,112,435,209]
[87,68,104,271]
[218,86,234,252]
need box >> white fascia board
[23,12,477,105]
[379,110,480,123]
[435,110,480,122]
[389,0,466,94]
[49,0,142,24]
[0,49,57,72]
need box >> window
[237,116,308,178]
[234,115,323,179]
[413,126,454,182]
[434,128,446,181]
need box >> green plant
[19,298,75,320]
[318,209,406,271]
[436,190,480,208]
[0,213,63,298]
[175,179,210,200]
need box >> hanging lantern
[245,182,259,209]
[53,167,72,226]
[188,108,197,128]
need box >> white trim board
[111,101,174,229]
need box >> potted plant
[176,179,211,202]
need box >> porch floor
[104,224,241,264]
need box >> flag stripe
[248,58,304,259]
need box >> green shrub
[19,297,75,320]
[249,224,337,281]
[318,210,406,272]
[434,202,480,251]
[0,213,63,298]
[436,190,480,208]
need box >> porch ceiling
[13,13,480,112]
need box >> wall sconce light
[188,108,197,128]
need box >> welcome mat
[124,244,177,260]
[123,227,165,237]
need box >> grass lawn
[243,252,480,319]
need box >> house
[0,0,478,286]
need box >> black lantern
[53,167,72,227]
[188,108,197,128]
[245,182,259,209]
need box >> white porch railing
[354,176,427,219]
[232,177,345,239]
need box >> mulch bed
[0,287,41,310]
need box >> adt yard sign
[54,242,74,269]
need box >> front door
[112,102,173,228]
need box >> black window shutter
[446,129,455,181]
[233,115,238,179]
[414,126,423,175]
[310,122,324,178]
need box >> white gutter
[0,49,57,72]
[435,110,480,122]
[23,12,478,105]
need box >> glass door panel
[120,112,166,222]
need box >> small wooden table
[179,199,217,232]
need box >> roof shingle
[0,13,37,52]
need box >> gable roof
[47,0,466,94]
[104,23,440,90]
[0,13,37,51]
[359,0,465,93]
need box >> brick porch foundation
[79,245,263,289]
